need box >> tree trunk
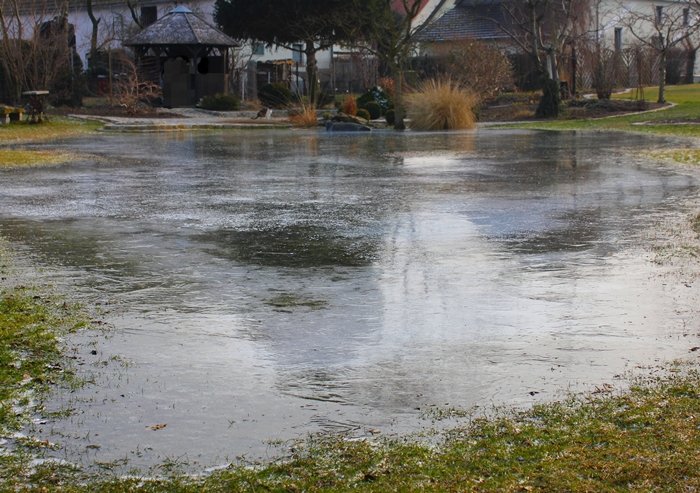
[304,41,319,105]
[86,0,100,71]
[393,69,405,131]
[536,73,561,118]
[684,45,696,85]
[658,51,666,104]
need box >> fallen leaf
[690,347,699,352]
[147,424,167,431]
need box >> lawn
[0,117,101,147]
[0,117,101,167]
[505,84,700,139]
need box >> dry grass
[289,106,319,128]
[407,79,478,131]
[647,148,700,165]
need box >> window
[656,6,664,24]
[292,43,303,64]
[252,42,264,56]
[614,27,622,51]
[140,6,157,27]
[684,7,690,26]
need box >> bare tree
[467,0,591,117]
[0,0,75,104]
[619,1,700,103]
[86,0,100,63]
[126,0,143,29]
[110,51,161,114]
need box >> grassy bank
[504,84,700,139]
[0,118,101,146]
[0,117,101,167]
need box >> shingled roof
[417,2,510,42]
[125,6,239,47]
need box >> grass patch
[0,248,89,435]
[647,148,700,166]
[0,118,101,146]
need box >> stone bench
[0,106,25,124]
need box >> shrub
[431,40,513,97]
[378,77,395,98]
[258,83,291,108]
[355,108,370,120]
[342,95,357,116]
[357,86,393,112]
[200,93,240,111]
[316,92,335,107]
[384,109,395,126]
[322,112,331,120]
[406,78,477,131]
[363,101,381,119]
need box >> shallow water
[1,129,700,468]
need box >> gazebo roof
[125,6,239,47]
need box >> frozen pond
[1,129,700,467]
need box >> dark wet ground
[1,129,699,468]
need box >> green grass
[0,117,101,146]
[502,84,700,138]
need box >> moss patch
[0,149,79,167]
[266,293,328,310]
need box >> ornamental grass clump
[407,79,477,131]
[289,105,319,128]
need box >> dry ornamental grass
[289,106,319,128]
[407,79,478,131]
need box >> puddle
[0,129,699,468]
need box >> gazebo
[125,6,239,108]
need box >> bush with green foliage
[322,112,331,120]
[258,83,291,108]
[355,108,370,120]
[363,101,381,119]
[385,109,395,125]
[357,86,393,112]
[200,93,241,111]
